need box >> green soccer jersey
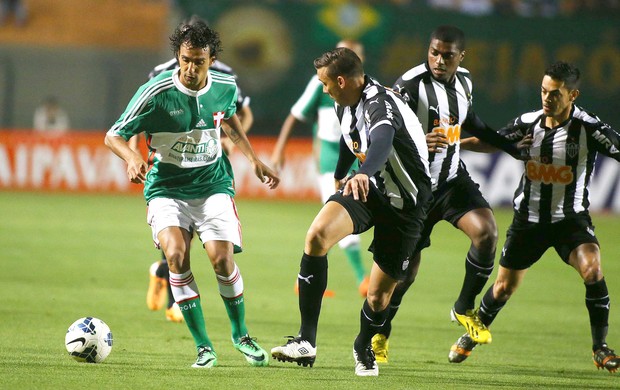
[108,69,238,203]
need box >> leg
[272,201,354,366]
[204,240,268,367]
[449,265,526,363]
[160,226,217,367]
[371,252,421,363]
[454,208,497,314]
[568,243,619,372]
[354,263,398,376]
[146,251,168,311]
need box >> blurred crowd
[422,0,620,17]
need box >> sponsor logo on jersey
[592,129,619,154]
[169,109,184,116]
[196,119,208,128]
[525,160,573,184]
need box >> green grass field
[1,192,619,389]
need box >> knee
[366,289,392,312]
[580,260,603,284]
[472,223,498,253]
[210,255,233,275]
[164,248,186,272]
[305,225,331,255]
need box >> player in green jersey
[271,40,369,298]
[105,20,279,368]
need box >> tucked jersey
[393,62,473,191]
[291,75,341,142]
[499,105,620,223]
[149,58,250,112]
[336,76,431,210]
[107,69,238,203]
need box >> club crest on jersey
[566,142,579,158]
[213,111,225,129]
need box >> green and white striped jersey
[108,69,238,203]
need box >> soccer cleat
[294,280,335,298]
[593,345,620,373]
[353,345,378,376]
[271,336,317,367]
[233,335,269,367]
[165,302,184,323]
[448,333,478,363]
[450,308,492,344]
[371,333,389,363]
[358,276,370,298]
[146,261,167,311]
[192,346,217,368]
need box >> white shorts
[147,194,242,251]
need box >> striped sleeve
[107,77,174,140]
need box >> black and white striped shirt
[499,105,620,223]
[335,76,431,210]
[393,63,473,191]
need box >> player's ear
[570,89,580,101]
[459,50,465,62]
[337,75,346,89]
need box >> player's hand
[127,157,147,184]
[343,173,369,202]
[426,131,448,153]
[514,133,533,161]
[253,160,280,189]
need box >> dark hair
[545,61,581,90]
[169,19,222,59]
[313,47,363,79]
[430,25,465,51]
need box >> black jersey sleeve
[586,120,620,162]
[463,111,520,157]
[357,123,395,177]
[334,136,357,180]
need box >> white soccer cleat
[353,346,378,376]
[271,336,317,367]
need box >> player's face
[317,67,344,105]
[427,39,464,83]
[177,43,214,90]
[541,75,578,122]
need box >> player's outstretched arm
[223,114,280,189]
[271,113,301,172]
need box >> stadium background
[1,0,620,208]
[2,2,620,388]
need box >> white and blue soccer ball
[65,317,113,363]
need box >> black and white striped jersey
[499,105,620,223]
[335,76,431,210]
[148,58,250,111]
[393,63,473,191]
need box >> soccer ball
[65,317,113,363]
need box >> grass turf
[1,192,619,389]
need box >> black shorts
[499,213,599,270]
[328,186,430,281]
[417,170,491,251]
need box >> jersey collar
[172,68,213,97]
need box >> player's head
[427,25,465,83]
[314,47,364,107]
[170,19,221,59]
[541,61,580,118]
[337,39,365,63]
[170,19,222,90]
